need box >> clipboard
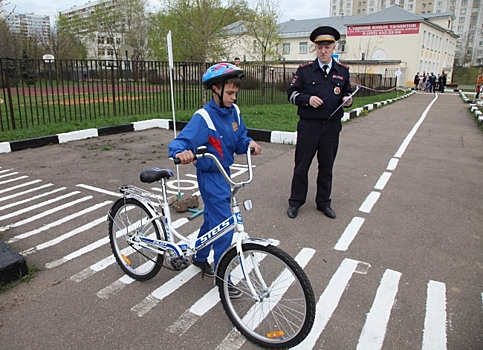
[330,85,360,118]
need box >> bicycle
[107,146,316,348]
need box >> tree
[235,0,281,97]
[148,0,246,63]
[42,15,87,60]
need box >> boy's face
[213,83,239,107]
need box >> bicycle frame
[118,147,274,299]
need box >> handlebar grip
[174,158,181,165]
[250,147,255,154]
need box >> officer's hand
[175,150,195,164]
[309,96,323,108]
[249,141,262,155]
[342,96,353,107]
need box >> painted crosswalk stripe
[6,196,95,243]
[0,175,28,185]
[131,265,201,317]
[20,201,112,256]
[0,191,79,221]
[422,280,447,350]
[0,171,18,179]
[0,183,53,203]
[0,187,66,211]
[0,179,42,195]
[292,258,359,349]
[357,269,401,350]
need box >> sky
[3,0,330,24]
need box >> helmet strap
[212,82,227,108]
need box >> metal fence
[0,58,396,132]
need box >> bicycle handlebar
[174,146,254,187]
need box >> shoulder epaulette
[299,61,314,68]
[335,61,350,69]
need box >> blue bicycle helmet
[202,62,244,90]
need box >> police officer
[286,25,353,219]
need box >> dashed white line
[334,217,365,251]
[359,191,380,213]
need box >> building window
[437,1,442,5]
[457,25,464,31]
[422,2,426,6]
[459,17,465,23]
[460,8,466,14]
[299,42,308,54]
[408,4,413,9]
[461,0,467,4]
[470,24,475,29]
[283,43,290,54]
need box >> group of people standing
[414,71,446,93]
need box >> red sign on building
[347,22,420,36]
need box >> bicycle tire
[108,197,164,281]
[217,244,316,348]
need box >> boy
[168,62,262,286]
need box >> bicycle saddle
[140,168,174,183]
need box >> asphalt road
[0,91,482,349]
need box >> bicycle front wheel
[108,198,163,281]
[217,244,316,348]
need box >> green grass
[0,90,409,142]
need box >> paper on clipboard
[329,85,360,117]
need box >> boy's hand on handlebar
[175,150,195,164]
[249,141,262,155]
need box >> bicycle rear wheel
[217,244,316,348]
[108,198,163,281]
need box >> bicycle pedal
[170,256,190,271]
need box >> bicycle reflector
[121,254,131,266]
[266,330,285,339]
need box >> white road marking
[132,265,200,317]
[0,191,79,221]
[0,175,28,185]
[20,201,112,256]
[334,217,365,251]
[3,195,92,235]
[292,258,359,349]
[359,191,380,213]
[0,183,53,203]
[0,171,18,178]
[0,179,42,195]
[394,94,438,158]
[0,187,66,211]
[357,269,402,350]
[387,158,399,171]
[374,172,392,190]
[6,196,95,243]
[77,184,122,197]
[422,280,447,350]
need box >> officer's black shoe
[191,259,214,277]
[287,207,298,219]
[318,206,336,219]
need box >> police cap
[310,26,340,44]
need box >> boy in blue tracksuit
[168,63,262,284]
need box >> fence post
[4,71,16,130]
[111,65,116,116]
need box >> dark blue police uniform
[287,56,353,215]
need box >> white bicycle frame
[120,147,273,300]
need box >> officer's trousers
[289,118,342,208]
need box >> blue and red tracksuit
[168,99,253,269]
